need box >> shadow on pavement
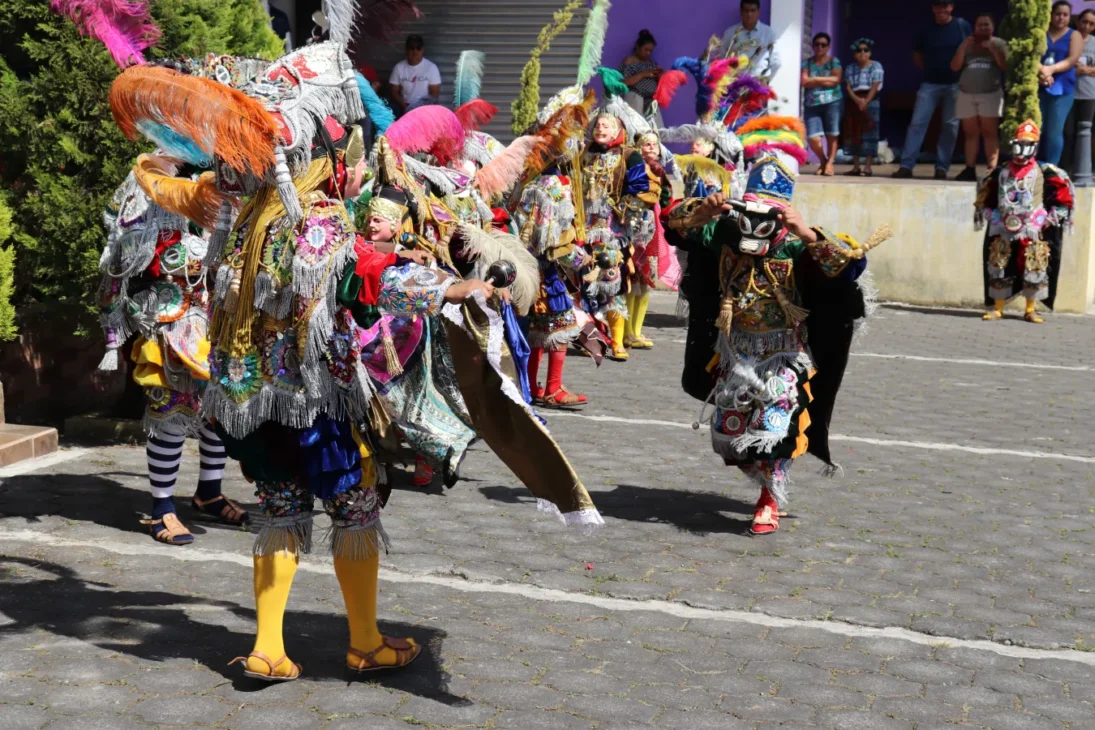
[0,556,465,704]
[479,483,756,535]
[0,473,256,539]
[880,304,986,319]
[640,312,685,330]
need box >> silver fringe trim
[528,323,581,349]
[204,200,235,270]
[274,146,303,226]
[535,499,605,535]
[292,224,355,300]
[327,520,391,560]
[852,269,879,345]
[144,409,201,440]
[719,329,811,367]
[97,348,121,372]
[254,512,315,557]
[213,263,233,307]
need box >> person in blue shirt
[1039,1,1084,165]
[892,1,971,180]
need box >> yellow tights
[334,552,416,667]
[247,550,299,677]
[605,310,627,357]
[624,294,651,342]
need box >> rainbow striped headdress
[738,116,808,205]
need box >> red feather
[654,70,688,110]
[455,99,499,133]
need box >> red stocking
[545,347,588,405]
[528,347,545,400]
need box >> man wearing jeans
[893,2,971,179]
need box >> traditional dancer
[515,91,597,407]
[975,119,1074,323]
[665,118,886,535]
[98,153,248,545]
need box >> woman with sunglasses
[801,32,843,176]
[843,38,884,176]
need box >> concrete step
[0,423,59,468]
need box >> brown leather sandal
[140,513,194,546]
[540,389,588,410]
[1024,311,1044,324]
[228,651,302,682]
[347,637,421,673]
[191,495,250,526]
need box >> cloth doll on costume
[664,117,887,536]
[974,119,1073,324]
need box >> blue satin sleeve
[623,164,651,196]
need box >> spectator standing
[1039,1,1083,165]
[892,2,971,180]
[843,38,884,177]
[718,0,781,81]
[951,13,1008,182]
[1068,8,1095,185]
[621,29,664,125]
[801,32,842,176]
[389,35,441,115]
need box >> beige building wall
[793,182,1095,314]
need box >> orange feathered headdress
[110,65,281,178]
[523,89,596,179]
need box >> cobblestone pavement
[2,295,1094,729]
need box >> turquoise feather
[454,50,487,107]
[596,67,629,98]
[355,71,395,133]
[576,0,611,87]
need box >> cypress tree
[1000,0,1050,141]
[0,1,282,319]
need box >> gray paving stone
[396,695,498,727]
[321,717,421,730]
[815,710,913,730]
[131,696,233,725]
[492,709,593,729]
[963,710,1065,730]
[307,684,404,716]
[1020,697,1095,724]
[41,716,147,730]
[653,709,755,729]
[466,682,565,710]
[869,697,965,724]
[924,684,1016,709]
[1,705,51,730]
[884,659,973,685]
[226,705,324,730]
[564,695,661,725]
[123,667,222,694]
[724,696,817,724]
[35,684,139,715]
[975,670,1066,698]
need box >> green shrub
[0,196,15,341]
[1000,0,1049,141]
[0,0,281,321]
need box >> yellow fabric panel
[351,426,378,488]
[130,337,170,388]
[792,379,815,459]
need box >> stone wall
[794,181,1095,314]
[0,302,135,427]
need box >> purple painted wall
[598,0,773,129]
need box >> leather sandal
[607,346,629,362]
[540,389,588,410]
[347,637,421,673]
[1024,311,1044,324]
[750,505,780,536]
[412,458,434,487]
[229,651,301,682]
[982,310,1003,321]
[191,495,250,526]
[140,513,194,546]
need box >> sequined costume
[974,120,1073,322]
[665,118,885,536]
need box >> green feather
[576,0,612,87]
[596,67,629,98]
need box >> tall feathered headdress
[110,66,281,176]
[476,135,539,201]
[738,116,809,168]
[49,0,161,68]
[383,105,467,165]
[524,90,595,179]
[454,50,487,108]
[720,74,776,132]
[575,0,611,87]
[511,0,584,135]
[356,71,395,133]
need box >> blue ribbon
[624,164,651,195]
[500,301,533,405]
[297,415,361,500]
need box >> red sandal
[750,488,780,536]
[540,389,588,409]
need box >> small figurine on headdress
[664,116,888,537]
[975,119,1074,323]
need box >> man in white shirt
[718,0,781,80]
[389,34,442,114]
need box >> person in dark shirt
[892,1,971,179]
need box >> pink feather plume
[475,135,539,201]
[653,70,688,110]
[744,142,809,165]
[385,105,467,165]
[50,0,160,68]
